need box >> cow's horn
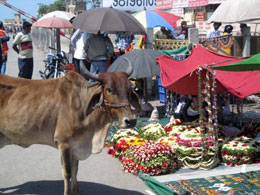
[124,58,133,77]
[79,61,99,81]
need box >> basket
[62,63,75,72]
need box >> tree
[37,0,66,18]
[48,0,66,12]
[37,4,49,18]
[86,0,101,9]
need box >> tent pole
[143,78,148,103]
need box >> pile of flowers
[156,136,176,147]
[221,136,260,166]
[120,140,179,175]
[175,128,218,169]
[164,119,183,132]
[138,122,166,141]
[108,129,142,157]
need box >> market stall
[105,44,260,194]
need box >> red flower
[162,161,168,167]
[111,150,116,156]
[138,165,143,170]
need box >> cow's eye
[106,88,112,94]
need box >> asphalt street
[0,36,151,195]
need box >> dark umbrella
[108,49,165,103]
[72,7,145,34]
[108,49,165,78]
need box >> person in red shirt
[0,21,9,74]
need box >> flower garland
[138,122,166,141]
[221,136,260,166]
[120,141,178,175]
[164,119,182,133]
[175,127,218,170]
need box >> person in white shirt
[207,22,222,38]
[71,29,93,74]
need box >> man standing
[84,32,114,76]
[12,21,33,79]
[207,22,222,38]
[155,26,172,39]
[0,21,9,74]
[71,29,93,74]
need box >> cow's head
[82,58,141,128]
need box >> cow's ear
[86,86,103,115]
[131,90,142,113]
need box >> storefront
[156,0,229,34]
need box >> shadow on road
[0,180,144,195]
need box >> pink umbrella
[32,16,73,29]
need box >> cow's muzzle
[123,118,137,128]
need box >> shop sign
[188,0,209,7]
[208,0,226,4]
[195,12,206,21]
[172,0,189,8]
[112,0,156,11]
[156,0,173,10]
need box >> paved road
[0,36,151,195]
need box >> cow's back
[0,74,61,147]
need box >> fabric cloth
[90,60,107,74]
[137,35,146,49]
[155,29,171,39]
[175,34,185,40]
[84,34,114,61]
[13,31,33,59]
[207,29,221,38]
[211,52,260,71]
[18,58,33,79]
[157,45,260,98]
[0,36,10,72]
[160,45,189,56]
[1,55,7,74]
[71,30,93,60]
[115,33,135,50]
[0,29,9,54]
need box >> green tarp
[210,53,260,71]
[160,45,189,56]
[139,172,176,195]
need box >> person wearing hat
[222,25,233,55]
[207,22,222,38]
[223,25,233,35]
[12,21,34,79]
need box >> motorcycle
[39,47,69,79]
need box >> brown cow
[0,59,141,195]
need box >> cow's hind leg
[71,157,79,195]
[58,143,72,195]
[0,132,12,148]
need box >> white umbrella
[208,0,260,24]
[39,11,75,21]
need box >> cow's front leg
[58,143,71,195]
[71,157,79,195]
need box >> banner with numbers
[111,0,156,11]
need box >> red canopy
[157,45,260,98]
